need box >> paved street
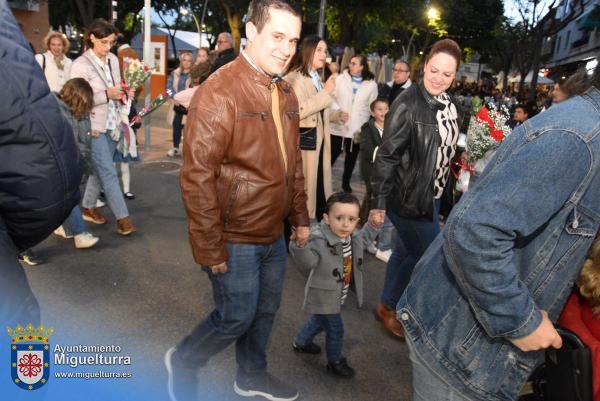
[22,109,412,401]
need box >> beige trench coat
[286,70,333,219]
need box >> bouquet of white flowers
[455,104,511,192]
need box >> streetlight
[180,7,201,49]
[427,6,440,21]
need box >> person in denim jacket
[398,70,600,401]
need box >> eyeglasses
[96,39,116,47]
[217,40,229,44]
[393,68,410,72]
[349,61,361,66]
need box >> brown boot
[81,208,107,225]
[117,217,136,236]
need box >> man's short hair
[394,59,410,71]
[325,192,360,213]
[246,0,301,33]
[218,32,233,46]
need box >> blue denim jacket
[398,87,600,401]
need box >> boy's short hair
[325,192,360,213]
[370,98,389,112]
[514,104,529,115]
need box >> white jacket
[331,71,377,139]
[35,51,72,92]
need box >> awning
[577,5,600,29]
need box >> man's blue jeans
[62,206,85,236]
[295,313,344,363]
[407,335,474,401]
[176,236,288,374]
[83,131,129,220]
[380,200,440,310]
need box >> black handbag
[173,104,188,115]
[299,126,317,150]
[524,326,593,401]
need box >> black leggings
[331,135,360,190]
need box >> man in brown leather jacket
[164,1,309,401]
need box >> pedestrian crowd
[2,0,600,401]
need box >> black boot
[292,341,321,354]
[326,358,355,378]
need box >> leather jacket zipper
[239,111,268,121]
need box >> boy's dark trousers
[295,313,344,362]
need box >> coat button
[400,313,409,321]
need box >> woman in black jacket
[370,39,465,339]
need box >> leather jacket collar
[239,51,293,92]
[417,80,446,113]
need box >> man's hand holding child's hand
[291,226,310,247]
[368,209,385,228]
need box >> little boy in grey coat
[290,192,382,378]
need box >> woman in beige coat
[286,36,337,220]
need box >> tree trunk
[221,1,242,53]
[518,67,528,101]
[75,0,95,26]
[527,34,544,103]
[156,12,178,59]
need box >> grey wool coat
[290,220,379,315]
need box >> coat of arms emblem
[7,323,53,390]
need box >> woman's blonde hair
[59,78,94,120]
[577,236,600,316]
[43,31,70,54]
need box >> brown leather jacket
[180,54,309,266]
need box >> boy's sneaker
[74,232,99,249]
[164,347,197,401]
[18,249,45,266]
[292,341,321,354]
[375,249,392,263]
[234,371,298,401]
[54,226,73,239]
[326,358,355,378]
[366,242,377,255]
[166,148,180,157]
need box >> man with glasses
[379,59,412,105]
[211,32,237,73]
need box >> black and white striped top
[340,238,352,305]
[433,93,459,198]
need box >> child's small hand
[368,209,385,228]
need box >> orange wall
[150,34,168,98]
[11,2,50,53]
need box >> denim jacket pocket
[565,207,596,237]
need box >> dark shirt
[211,48,236,74]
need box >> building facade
[544,0,600,79]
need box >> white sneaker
[96,199,106,208]
[166,148,180,157]
[366,242,377,255]
[375,249,392,263]
[74,232,99,249]
[54,226,73,239]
